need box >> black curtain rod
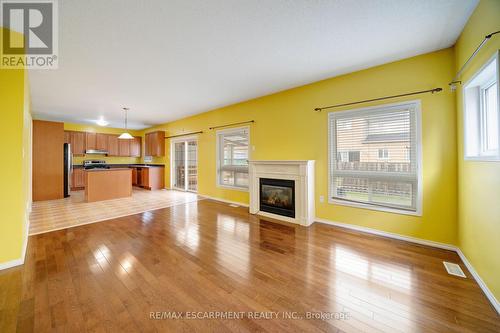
[449,30,500,87]
[209,120,255,130]
[314,88,442,112]
[165,131,203,139]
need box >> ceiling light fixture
[96,117,109,127]
[118,107,134,139]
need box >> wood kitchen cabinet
[33,120,64,201]
[64,131,71,144]
[118,138,131,156]
[64,130,139,157]
[130,136,142,157]
[145,131,165,156]
[141,167,164,190]
[96,133,108,150]
[107,134,119,156]
[71,168,85,190]
[132,167,138,185]
[69,131,86,156]
[86,132,97,150]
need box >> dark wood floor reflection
[1,200,499,332]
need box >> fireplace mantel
[249,160,315,226]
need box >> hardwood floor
[1,199,499,332]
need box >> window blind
[329,102,420,212]
[217,128,249,189]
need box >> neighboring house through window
[329,101,422,215]
[216,127,249,189]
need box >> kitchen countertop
[84,168,132,172]
[73,164,165,169]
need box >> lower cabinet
[71,168,85,190]
[132,167,164,190]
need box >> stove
[83,160,110,170]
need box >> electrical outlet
[252,145,255,151]
[319,195,324,203]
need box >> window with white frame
[216,127,249,189]
[464,51,500,160]
[329,101,421,214]
[378,148,389,159]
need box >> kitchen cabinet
[33,120,64,201]
[86,132,97,150]
[64,130,139,157]
[132,167,138,185]
[69,131,86,156]
[107,134,119,156]
[141,167,164,190]
[96,133,108,151]
[130,136,142,157]
[145,131,165,157]
[64,131,71,144]
[72,168,85,190]
[118,138,130,156]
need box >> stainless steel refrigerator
[63,143,72,197]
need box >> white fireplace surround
[249,160,315,226]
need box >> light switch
[319,195,325,203]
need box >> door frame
[170,135,198,193]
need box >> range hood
[85,149,108,155]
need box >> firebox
[259,178,295,218]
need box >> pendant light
[118,107,134,139]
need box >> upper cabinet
[118,138,131,156]
[69,131,85,156]
[107,134,119,156]
[145,131,165,157]
[64,131,71,144]
[96,133,108,151]
[130,136,142,157]
[64,131,141,157]
[86,132,97,150]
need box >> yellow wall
[455,0,500,301]
[146,48,458,245]
[64,122,142,165]
[0,28,31,265]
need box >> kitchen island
[84,168,132,202]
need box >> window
[464,51,500,160]
[216,127,249,189]
[329,101,421,215]
[378,148,389,159]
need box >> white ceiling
[30,0,478,129]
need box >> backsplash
[72,154,141,166]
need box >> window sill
[217,184,249,192]
[328,198,422,217]
[464,156,500,162]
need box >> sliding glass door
[171,138,198,192]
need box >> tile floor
[29,188,200,235]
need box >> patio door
[171,138,198,192]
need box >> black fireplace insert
[259,178,295,218]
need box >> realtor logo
[1,0,58,69]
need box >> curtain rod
[449,30,500,89]
[209,120,255,130]
[314,88,442,112]
[165,131,203,139]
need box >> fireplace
[259,178,295,218]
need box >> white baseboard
[0,258,24,270]
[0,208,30,271]
[456,248,500,314]
[199,194,249,207]
[314,217,456,251]
[315,217,499,314]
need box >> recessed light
[96,118,109,126]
